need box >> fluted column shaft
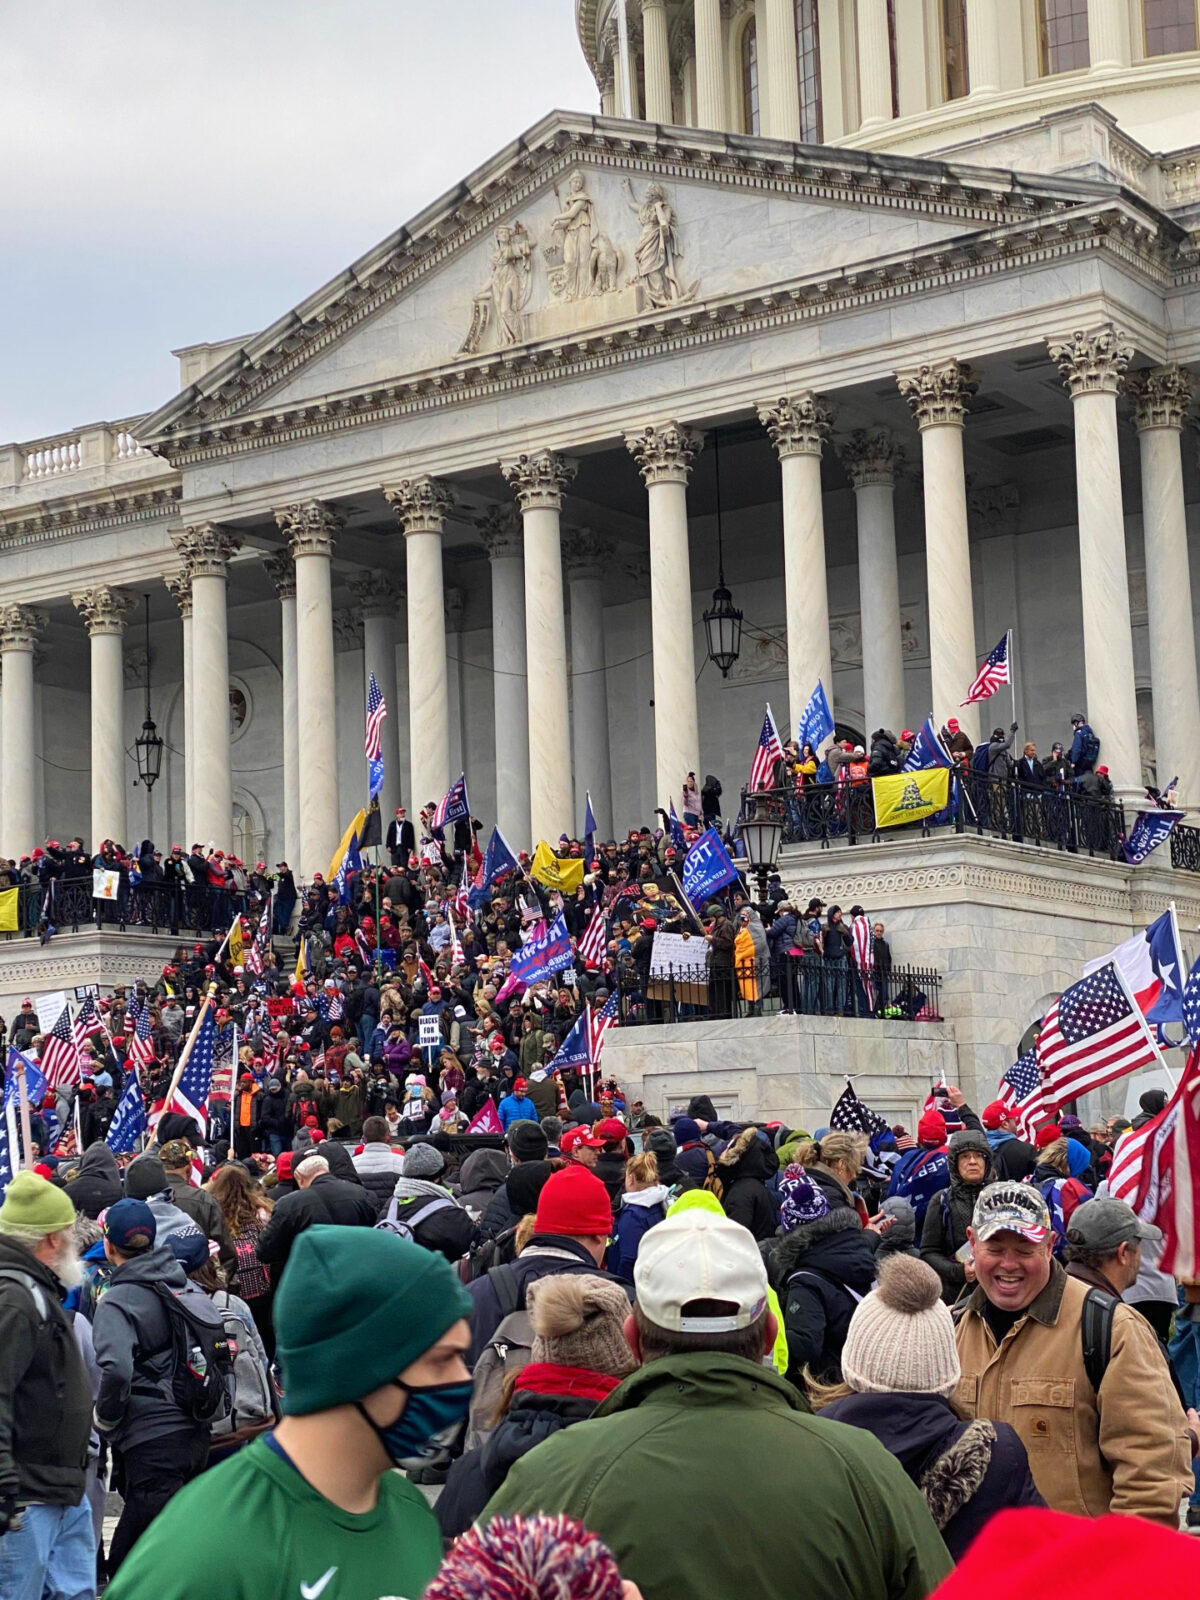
[73,587,134,850]
[173,526,240,851]
[502,452,576,843]
[964,0,1001,93]
[1049,327,1141,799]
[566,533,615,843]
[760,0,801,138]
[1128,366,1200,804]
[694,0,727,130]
[642,0,673,121]
[479,509,531,852]
[0,608,42,859]
[857,0,894,127]
[759,397,835,738]
[626,423,702,810]
[352,576,404,824]
[899,363,980,744]
[165,574,194,844]
[386,477,453,815]
[264,552,300,869]
[1087,0,1130,71]
[843,431,906,736]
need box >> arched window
[795,0,823,139]
[1143,0,1198,55]
[942,0,969,99]
[1038,0,1090,73]
[742,17,761,134]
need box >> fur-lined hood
[766,1205,864,1288]
[718,1125,779,1183]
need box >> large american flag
[749,704,784,792]
[77,994,107,1040]
[162,1008,216,1137]
[246,896,272,977]
[588,992,619,1060]
[365,673,387,799]
[128,996,157,1065]
[40,1004,85,1090]
[851,915,874,1012]
[1037,962,1162,1112]
[961,631,1011,706]
[996,1048,1048,1139]
[1108,1044,1200,1278]
[579,905,609,968]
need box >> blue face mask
[357,1377,473,1465]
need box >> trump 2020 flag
[584,792,598,865]
[681,829,739,905]
[3,1048,48,1117]
[365,673,387,801]
[434,774,470,831]
[872,768,950,829]
[469,827,519,908]
[668,802,686,852]
[1122,809,1184,866]
[549,1010,592,1074]
[510,915,574,985]
[106,1075,148,1155]
[796,679,835,754]
[903,716,952,772]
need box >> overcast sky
[1,1,597,441]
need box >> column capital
[275,500,343,560]
[348,573,405,617]
[897,362,980,428]
[1125,364,1195,431]
[624,421,702,485]
[172,522,243,578]
[840,427,905,487]
[263,548,297,600]
[383,475,455,535]
[0,604,46,653]
[332,608,364,652]
[164,570,193,618]
[501,450,578,512]
[563,528,616,581]
[1047,325,1133,397]
[474,502,524,560]
[758,394,836,459]
[72,585,136,637]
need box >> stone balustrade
[0,419,155,492]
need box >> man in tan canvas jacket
[954,1181,1190,1524]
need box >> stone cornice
[0,484,182,551]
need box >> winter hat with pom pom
[525,1272,637,1379]
[424,1513,625,1600]
[840,1254,961,1398]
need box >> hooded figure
[123,1153,207,1250]
[767,1177,878,1386]
[875,1196,920,1260]
[63,1140,122,1217]
[456,1148,511,1216]
[919,1128,995,1302]
[716,1126,780,1242]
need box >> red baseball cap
[561,1126,604,1156]
[1035,1123,1064,1149]
[982,1101,1011,1131]
[513,1077,528,1092]
[535,1165,613,1236]
[593,1117,628,1143]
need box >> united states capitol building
[5,1,1200,1119]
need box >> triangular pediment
[137,111,1148,455]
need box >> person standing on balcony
[1076,765,1114,804]
[940,718,973,761]
[1068,713,1100,777]
[822,906,852,1016]
[680,773,700,827]
[1017,743,1048,788]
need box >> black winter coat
[465,1235,630,1365]
[255,1174,377,1266]
[821,1391,1043,1562]
[768,1207,877,1385]
[920,1176,988,1302]
[988,1132,1038,1182]
[63,1142,122,1218]
[718,1131,780,1242]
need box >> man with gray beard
[0,1171,95,1598]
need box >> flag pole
[160,986,217,1117]
[1008,628,1018,734]
[15,1057,35,1172]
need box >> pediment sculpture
[543,170,622,301]
[459,222,535,355]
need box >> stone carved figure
[459,222,534,354]
[621,178,697,308]
[545,171,597,300]
[591,231,620,294]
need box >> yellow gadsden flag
[329,809,367,884]
[0,888,18,932]
[530,840,585,893]
[872,767,950,830]
[227,917,245,965]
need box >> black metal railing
[0,879,259,941]
[615,955,942,1027]
[1171,824,1200,874]
[746,773,1129,861]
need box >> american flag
[830,1080,888,1138]
[128,997,156,1065]
[454,859,471,920]
[960,631,1011,706]
[365,673,387,800]
[588,992,619,1061]
[448,910,465,968]
[77,994,107,1040]
[311,1043,326,1074]
[997,1047,1048,1139]
[851,915,874,1013]
[1037,962,1162,1112]
[578,905,609,968]
[162,1008,216,1138]
[246,896,272,977]
[434,773,470,831]
[40,1004,85,1090]
[1107,1044,1200,1279]
[749,704,784,792]
[317,987,344,1023]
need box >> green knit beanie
[275,1225,473,1415]
[0,1171,76,1234]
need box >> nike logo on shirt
[300,1569,337,1600]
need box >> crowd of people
[5,1065,1200,1600]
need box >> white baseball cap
[633,1210,768,1333]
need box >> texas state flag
[1083,909,1188,1028]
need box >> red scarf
[513,1363,625,1404]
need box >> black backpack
[152,1282,236,1424]
[1081,1286,1115,1393]
[465,1223,521,1282]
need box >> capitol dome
[577,1,1200,175]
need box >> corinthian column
[897,362,980,744]
[1127,365,1200,805]
[501,450,577,844]
[385,477,454,815]
[841,429,906,736]
[72,586,135,852]
[478,505,531,851]
[164,572,193,844]
[857,0,894,127]
[625,422,702,810]
[172,524,241,851]
[642,0,673,121]
[1048,327,1141,800]
[762,0,801,137]
[759,395,836,738]
[964,0,1001,94]
[274,502,342,880]
[564,530,616,842]
[0,606,44,860]
[264,551,299,869]
[694,0,727,130]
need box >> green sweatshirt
[105,1435,442,1600]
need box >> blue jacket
[609,1188,669,1283]
[1069,723,1097,771]
[498,1093,539,1130]
[886,1147,949,1230]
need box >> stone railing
[0,419,154,491]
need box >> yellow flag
[872,768,950,829]
[328,809,367,885]
[0,888,17,932]
[530,840,585,893]
[294,935,308,985]
[228,918,244,964]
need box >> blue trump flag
[903,716,952,772]
[668,801,686,852]
[584,792,598,865]
[3,1047,48,1114]
[106,1075,148,1155]
[1122,809,1185,867]
[469,827,520,908]
[796,679,835,753]
[434,774,470,831]
[510,915,575,985]
[547,1010,591,1074]
[333,831,363,905]
[681,829,740,905]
